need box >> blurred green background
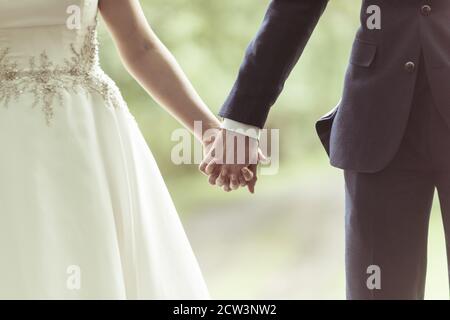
[98,0,449,299]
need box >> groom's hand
[199,129,260,193]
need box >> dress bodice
[0,0,99,70]
[0,0,124,125]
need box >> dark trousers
[344,56,450,299]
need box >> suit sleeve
[219,0,329,128]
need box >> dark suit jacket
[219,0,450,172]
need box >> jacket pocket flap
[350,39,377,67]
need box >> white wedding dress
[0,0,209,299]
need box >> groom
[200,0,450,299]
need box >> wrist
[221,118,261,140]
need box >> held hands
[199,128,265,193]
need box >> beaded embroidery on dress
[0,23,123,124]
[0,0,208,299]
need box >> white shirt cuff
[221,118,261,140]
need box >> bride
[0,0,241,299]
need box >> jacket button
[421,5,432,16]
[405,61,415,73]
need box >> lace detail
[0,26,123,125]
